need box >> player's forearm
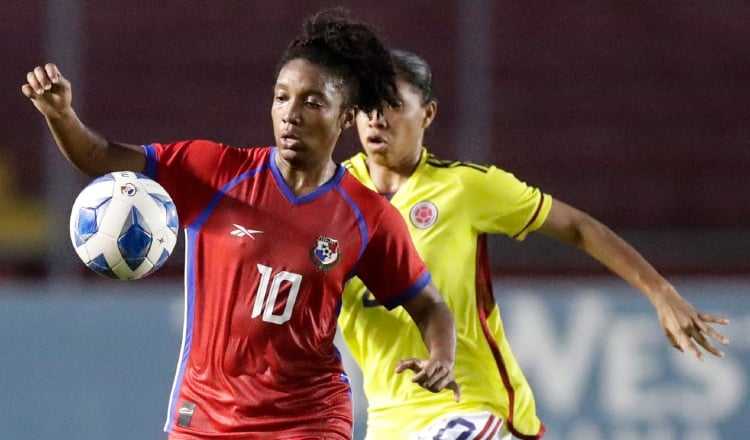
[46,108,105,171]
[540,201,676,305]
[402,284,457,363]
[574,215,676,304]
[45,109,145,176]
[416,301,456,363]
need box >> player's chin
[364,145,394,166]
[365,141,389,155]
[276,145,308,164]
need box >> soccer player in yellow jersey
[338,49,730,440]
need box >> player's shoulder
[341,152,369,180]
[420,151,506,190]
[191,141,273,164]
[423,152,495,175]
[339,172,398,226]
[339,170,388,206]
[154,139,270,154]
[153,141,275,174]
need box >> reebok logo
[230,224,263,240]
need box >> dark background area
[2,1,748,279]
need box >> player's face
[272,58,355,169]
[356,77,435,168]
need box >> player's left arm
[356,197,459,399]
[398,282,461,402]
[537,198,730,360]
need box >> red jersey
[143,141,431,439]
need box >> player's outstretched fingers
[447,380,461,402]
[698,313,731,344]
[676,328,708,360]
[396,358,438,389]
[686,337,704,361]
[395,358,422,374]
[395,358,433,387]
[691,327,724,358]
[699,312,730,326]
[664,330,684,352]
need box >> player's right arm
[22,63,146,177]
[537,198,729,359]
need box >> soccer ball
[69,171,179,280]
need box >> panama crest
[309,236,341,271]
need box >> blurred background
[1,1,748,439]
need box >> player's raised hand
[653,288,730,360]
[396,357,461,402]
[21,63,72,118]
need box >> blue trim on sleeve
[142,144,158,180]
[336,185,369,263]
[382,270,432,310]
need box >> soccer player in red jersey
[21,10,459,440]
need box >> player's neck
[365,149,420,194]
[276,156,337,196]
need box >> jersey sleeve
[355,203,431,310]
[144,140,226,227]
[142,140,243,227]
[465,166,552,240]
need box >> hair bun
[277,8,398,113]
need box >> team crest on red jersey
[409,201,438,229]
[310,236,341,271]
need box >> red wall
[5,1,749,275]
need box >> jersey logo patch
[409,201,438,229]
[230,223,263,239]
[310,236,341,271]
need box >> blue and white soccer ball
[69,171,179,280]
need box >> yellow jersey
[339,149,551,439]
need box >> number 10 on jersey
[253,264,302,324]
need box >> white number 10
[252,264,302,324]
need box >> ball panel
[110,258,153,281]
[93,198,132,239]
[89,173,117,184]
[117,206,153,269]
[83,234,123,268]
[70,179,114,243]
[149,193,179,234]
[72,241,91,265]
[87,253,119,279]
[77,197,112,238]
[146,226,178,270]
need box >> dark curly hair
[277,8,398,113]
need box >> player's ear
[422,101,437,129]
[341,106,357,131]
